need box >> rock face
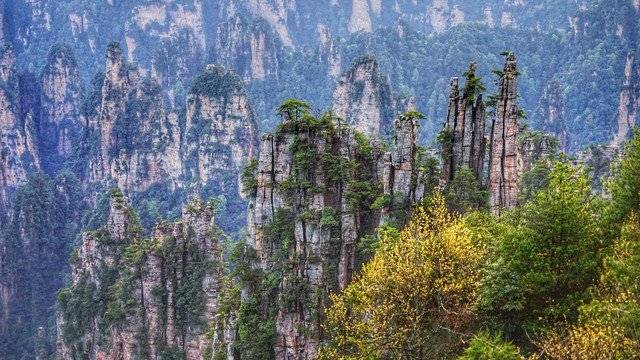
[534,80,568,151]
[612,53,639,147]
[56,191,227,360]
[577,144,620,193]
[184,65,259,197]
[332,57,395,138]
[441,64,487,184]
[79,43,257,230]
[245,105,427,359]
[86,42,177,192]
[39,44,83,173]
[0,44,39,216]
[489,54,521,215]
[517,130,559,176]
[212,15,283,81]
[437,55,554,214]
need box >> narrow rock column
[440,63,487,184]
[489,54,520,215]
[391,112,419,203]
[441,77,459,183]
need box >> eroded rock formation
[489,54,520,215]
[56,191,228,359]
[212,15,283,81]
[612,53,639,147]
[441,64,487,184]
[517,130,559,176]
[437,54,556,214]
[535,80,568,151]
[86,42,177,191]
[332,56,395,138]
[39,44,83,172]
[0,44,39,216]
[79,43,257,230]
[245,105,427,359]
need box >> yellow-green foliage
[320,193,485,359]
[537,215,640,359]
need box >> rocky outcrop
[534,80,568,151]
[612,53,639,147]
[244,103,427,359]
[87,42,181,193]
[318,25,342,79]
[80,43,257,230]
[130,1,207,97]
[332,57,395,138]
[441,64,487,184]
[184,64,258,190]
[212,15,283,81]
[489,53,520,215]
[517,130,559,176]
[56,191,227,360]
[0,44,39,216]
[577,144,620,193]
[39,44,83,172]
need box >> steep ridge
[39,44,83,173]
[440,63,486,183]
[440,54,557,215]
[2,0,606,146]
[488,53,520,214]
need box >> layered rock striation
[39,44,83,173]
[534,80,568,151]
[488,53,521,215]
[439,54,557,215]
[0,44,40,216]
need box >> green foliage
[608,128,640,226]
[402,110,425,121]
[416,148,442,196]
[236,299,277,360]
[190,65,243,98]
[444,167,488,213]
[1,172,85,356]
[437,129,454,146]
[346,181,382,211]
[277,98,311,117]
[463,66,486,103]
[458,332,523,360]
[241,158,259,196]
[478,161,603,334]
[370,194,392,210]
[354,131,373,157]
[518,158,554,203]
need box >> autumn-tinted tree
[320,193,485,359]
